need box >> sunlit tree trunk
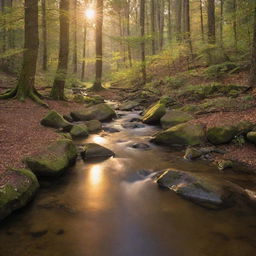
[167,0,172,42]
[92,0,104,90]
[249,5,256,87]
[151,0,156,54]
[41,0,48,71]
[126,0,132,67]
[51,0,70,100]
[233,0,237,50]
[0,0,46,106]
[81,20,87,81]
[207,0,215,44]
[73,0,78,74]
[199,0,205,42]
[220,0,224,45]
[140,0,146,84]
[175,0,182,42]
[183,0,193,56]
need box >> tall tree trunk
[92,0,104,90]
[151,0,156,54]
[73,0,78,73]
[220,0,224,45]
[159,0,164,49]
[207,0,216,44]
[233,0,237,50]
[51,0,70,100]
[140,0,146,84]
[126,0,132,67]
[0,0,46,106]
[199,0,204,42]
[184,0,193,56]
[167,0,172,42]
[81,20,87,81]
[41,0,48,71]
[249,6,256,87]
[175,0,182,41]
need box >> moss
[247,131,256,144]
[142,102,166,124]
[84,120,102,133]
[207,126,237,145]
[70,124,89,138]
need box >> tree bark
[167,0,172,42]
[81,20,87,81]
[199,0,205,42]
[41,0,48,71]
[92,0,104,90]
[73,0,78,73]
[233,0,237,50]
[249,6,256,87]
[220,0,224,45]
[151,0,156,54]
[51,0,70,100]
[183,0,193,56]
[140,0,146,84]
[207,0,216,44]
[126,0,132,67]
[175,0,182,42]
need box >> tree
[50,0,70,100]
[0,0,46,106]
[207,0,216,44]
[249,5,256,87]
[92,0,104,90]
[41,0,48,71]
[199,0,205,42]
[151,0,156,54]
[81,19,87,81]
[175,0,182,41]
[73,0,78,74]
[183,0,193,56]
[140,0,146,84]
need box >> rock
[70,103,116,122]
[207,126,237,145]
[119,100,141,111]
[24,139,78,177]
[84,95,105,105]
[41,110,73,131]
[103,127,120,133]
[70,124,89,138]
[142,102,166,124]
[84,120,102,133]
[184,147,202,160]
[59,133,72,140]
[121,123,145,129]
[216,160,234,171]
[0,169,39,220]
[129,118,141,122]
[152,123,205,146]
[156,169,236,209]
[160,110,193,129]
[81,143,115,160]
[129,143,150,150]
[247,131,256,144]
[63,114,73,123]
[73,94,85,103]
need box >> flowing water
[0,109,256,256]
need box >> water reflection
[92,135,106,144]
[89,165,103,186]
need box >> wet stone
[30,230,48,238]
[129,143,151,150]
[103,127,120,133]
[122,123,146,129]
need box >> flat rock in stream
[156,169,246,209]
[81,143,115,160]
[129,143,151,150]
[122,122,146,129]
[84,120,102,133]
[119,100,141,111]
[103,127,120,133]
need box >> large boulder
[152,123,205,146]
[81,143,115,160]
[160,110,193,129]
[24,139,78,177]
[84,120,102,133]
[142,102,166,124]
[247,131,256,144]
[156,169,237,209]
[70,124,89,138]
[70,103,116,122]
[119,100,141,111]
[0,169,39,220]
[41,110,73,131]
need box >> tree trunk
[51,0,70,100]
[199,0,204,42]
[233,0,237,50]
[151,0,156,54]
[140,0,146,84]
[126,0,132,67]
[167,0,172,42]
[0,0,46,106]
[41,0,48,71]
[207,0,215,44]
[220,0,224,45]
[92,0,104,90]
[183,0,193,56]
[81,20,87,81]
[175,0,182,41]
[73,0,78,73]
[249,6,256,87]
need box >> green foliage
[164,76,187,89]
[204,62,239,79]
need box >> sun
[85,8,96,20]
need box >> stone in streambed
[24,139,78,177]
[70,103,116,122]
[81,143,115,160]
[70,124,89,138]
[246,131,256,144]
[142,101,166,124]
[119,100,141,111]
[129,143,150,150]
[103,127,120,133]
[0,169,39,221]
[41,110,73,131]
[122,123,145,129]
[84,120,102,133]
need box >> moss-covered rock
[0,169,39,220]
[24,139,78,177]
[246,131,256,144]
[84,120,102,133]
[206,126,237,145]
[160,110,193,129]
[70,124,89,138]
[152,123,205,146]
[73,94,85,103]
[119,100,141,111]
[142,102,166,124]
[41,110,73,131]
[156,169,236,209]
[184,147,202,160]
[81,143,115,160]
[70,103,116,122]
[84,95,105,105]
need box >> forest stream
[0,105,256,256]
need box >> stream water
[0,109,256,256]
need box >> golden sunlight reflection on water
[92,135,107,144]
[89,165,103,186]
